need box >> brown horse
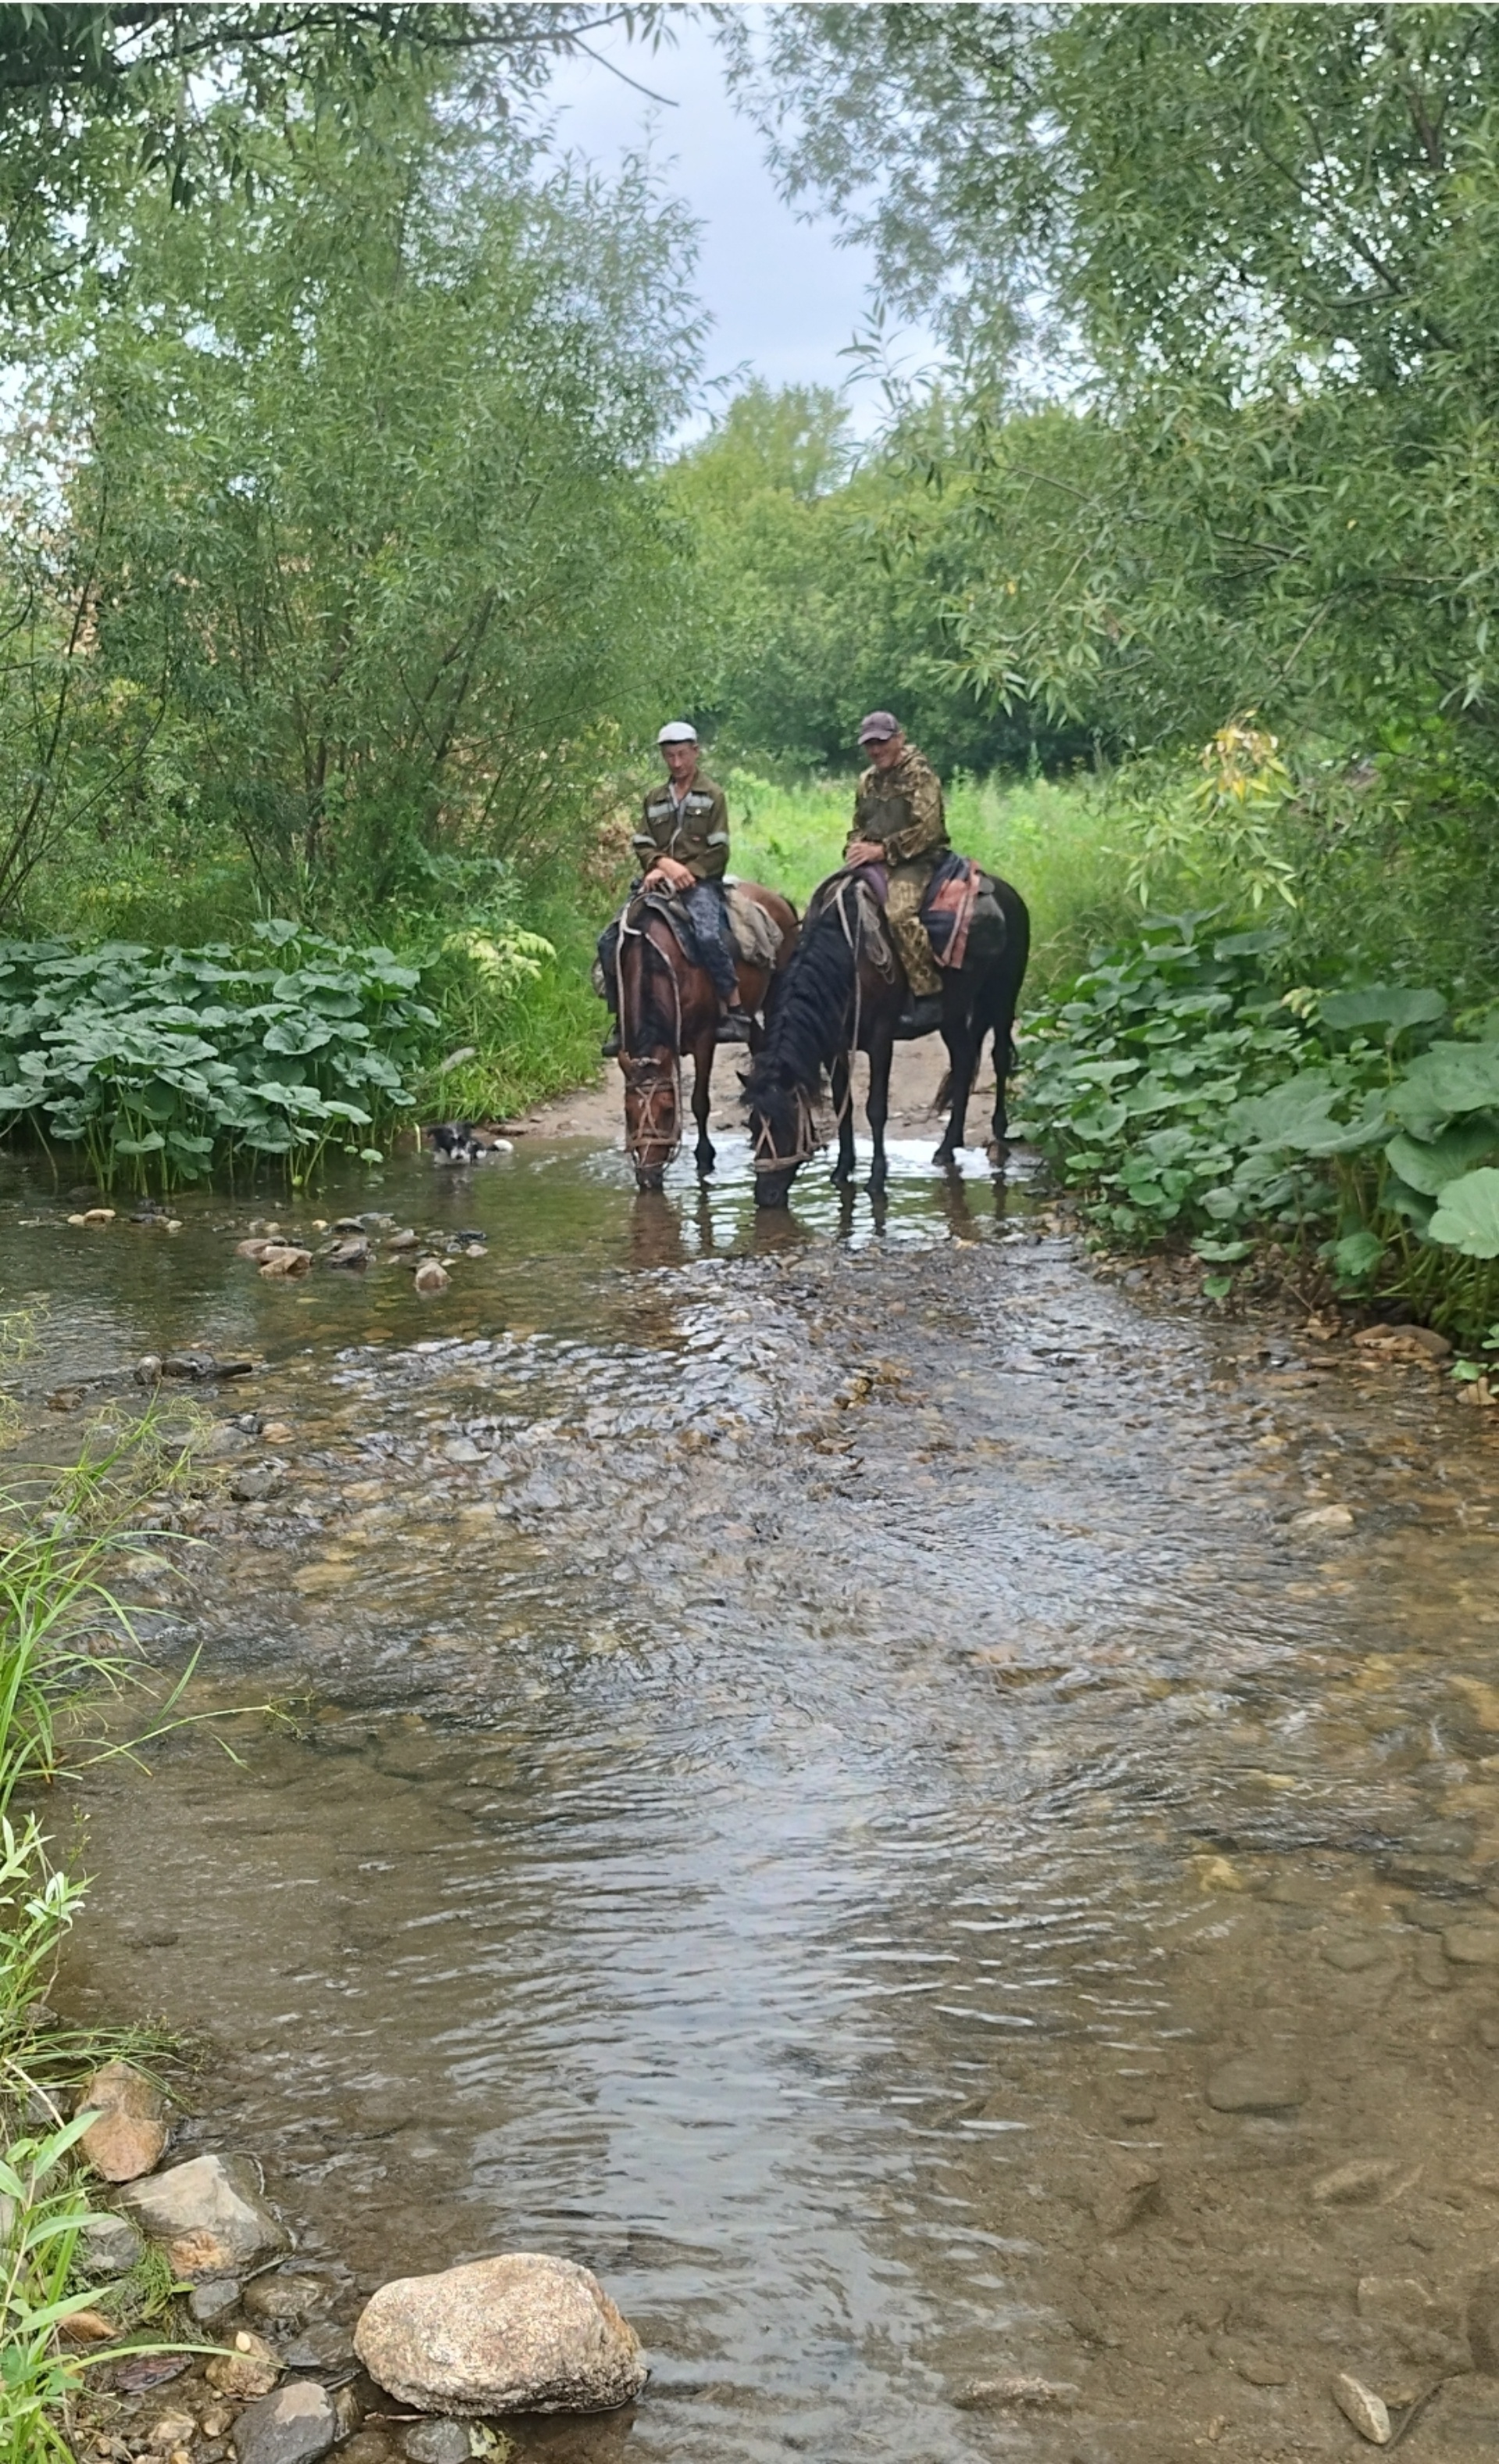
[616,884,799,1190]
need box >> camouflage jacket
[633,771,730,883]
[851,743,949,869]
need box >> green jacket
[851,743,949,868]
[633,770,730,883]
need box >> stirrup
[601,1022,622,1058]
[895,991,943,1038]
[716,1008,753,1044]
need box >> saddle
[593,883,784,993]
[814,855,984,972]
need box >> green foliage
[668,383,1092,777]
[1014,914,1499,1339]
[0,920,438,1191]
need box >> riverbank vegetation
[0,1414,207,2459]
[0,3,1497,1325]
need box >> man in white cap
[599,721,750,1054]
[844,711,949,1029]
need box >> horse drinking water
[742,862,1029,1207]
[614,882,799,1191]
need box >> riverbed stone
[413,1260,450,1296]
[1309,2157,1399,2206]
[1205,2055,1304,2114]
[1468,2265,1499,2372]
[1332,2372,1391,2444]
[400,2422,471,2464]
[232,2380,336,2464]
[354,2252,647,2416]
[1446,1922,1499,1964]
[75,2210,145,2278]
[121,2154,287,2278]
[208,2330,282,2399]
[190,2277,242,2325]
[1357,2273,1469,2369]
[1291,1502,1355,1534]
[78,2059,169,2183]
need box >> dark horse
[743,864,1030,1207]
[615,883,799,1191]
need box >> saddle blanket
[591,881,783,997]
[920,854,982,971]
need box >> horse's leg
[933,1008,977,1168]
[867,1020,895,1196]
[830,1054,856,1184]
[692,1032,715,1174]
[990,999,1019,1154]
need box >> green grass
[413,893,607,1123]
[725,767,1141,994]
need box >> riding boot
[601,1017,622,1058]
[715,1004,753,1045]
[895,991,944,1039]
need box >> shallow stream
[9,1125,1499,2462]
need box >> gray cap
[858,709,900,743]
[657,720,699,745]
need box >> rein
[618,897,683,1171]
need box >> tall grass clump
[0,1417,212,2460]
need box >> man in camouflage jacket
[599,721,750,1054]
[844,711,949,1001]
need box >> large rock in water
[354,2252,647,2416]
[120,2153,287,2278]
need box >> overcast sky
[539,9,933,436]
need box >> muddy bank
[5,1125,1497,2460]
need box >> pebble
[1444,1923,1499,1964]
[1205,2056,1304,2113]
[231,2380,337,2464]
[190,2277,243,2324]
[1091,2156,1160,2236]
[400,2423,471,2464]
[1310,2158,1398,2206]
[1332,2372,1391,2444]
[146,2412,198,2451]
[952,2376,1077,2411]
[386,1231,418,1252]
[1321,1934,1384,1972]
[259,1249,312,1280]
[242,2272,329,2327]
[413,1261,450,1296]
[1291,1502,1355,1533]
[207,2330,282,2400]
[76,2210,145,2279]
[1469,2266,1499,2372]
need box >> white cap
[657,719,698,745]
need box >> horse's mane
[620,911,681,1056]
[742,891,856,1130]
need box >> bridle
[751,1083,818,1175]
[752,869,895,1173]
[625,1058,682,1171]
[618,896,685,1174]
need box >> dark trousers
[599,880,739,1008]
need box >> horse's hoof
[932,1143,957,1168]
[829,1165,852,1186]
[695,1145,716,1175]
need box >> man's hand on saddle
[643,856,695,894]
[844,840,884,869]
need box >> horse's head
[744,1055,817,1209]
[621,1054,681,1192]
